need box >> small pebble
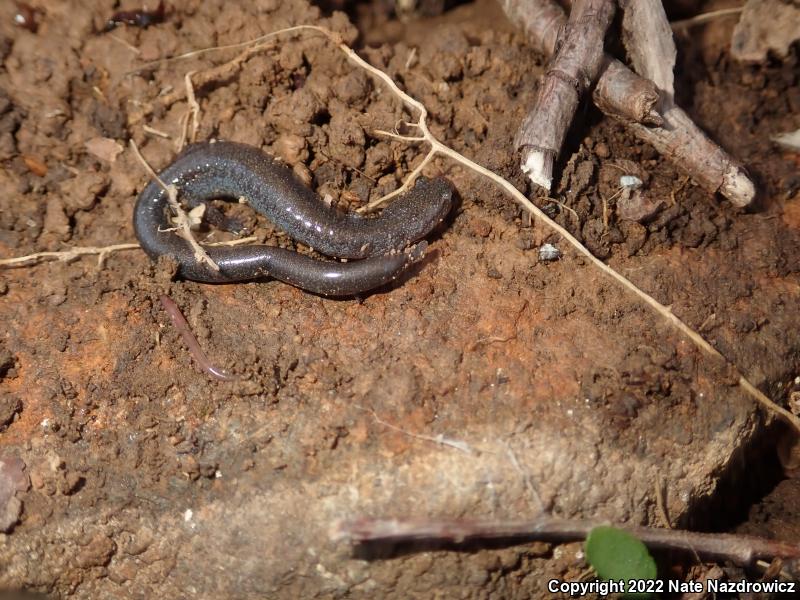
[595,143,610,159]
[538,243,561,262]
[620,175,643,189]
[470,218,492,238]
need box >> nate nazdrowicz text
[548,578,795,596]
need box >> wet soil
[0,0,799,597]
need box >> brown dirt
[0,0,799,597]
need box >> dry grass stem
[670,7,745,31]
[129,139,219,271]
[355,405,475,455]
[0,244,140,268]
[0,234,257,270]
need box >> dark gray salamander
[133,141,453,295]
[136,141,452,258]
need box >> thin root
[179,71,201,150]
[360,149,436,212]
[129,139,220,271]
[670,7,744,31]
[0,244,140,268]
[355,405,475,455]
[0,237,258,270]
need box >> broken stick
[514,0,616,190]
[500,0,756,207]
[620,0,677,110]
[334,516,800,576]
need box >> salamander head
[380,176,454,247]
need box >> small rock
[469,218,492,238]
[60,172,109,214]
[48,292,67,307]
[43,196,70,239]
[28,469,45,490]
[121,526,154,556]
[619,175,643,189]
[180,455,200,480]
[595,142,610,159]
[85,137,124,163]
[0,347,14,378]
[617,190,664,223]
[0,396,20,427]
[274,134,307,165]
[772,129,800,152]
[327,113,365,169]
[75,533,116,568]
[538,243,561,262]
[0,496,22,533]
[292,163,313,187]
[732,0,800,62]
[0,455,29,532]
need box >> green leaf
[585,526,658,599]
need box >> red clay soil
[0,0,798,597]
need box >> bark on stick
[500,0,756,207]
[513,0,616,190]
[500,0,660,124]
[592,58,663,125]
[335,516,800,574]
[620,0,677,108]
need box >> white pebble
[538,243,561,262]
[620,175,643,189]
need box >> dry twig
[592,59,663,126]
[500,0,755,207]
[333,516,800,574]
[621,0,676,108]
[514,0,616,190]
